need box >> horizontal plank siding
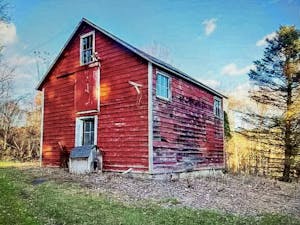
[43,74,75,166]
[41,21,224,174]
[41,23,149,171]
[152,66,224,173]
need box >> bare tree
[0,63,14,98]
[0,95,41,160]
[0,99,23,155]
[142,41,173,64]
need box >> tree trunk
[281,63,293,182]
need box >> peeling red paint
[75,68,98,112]
[40,21,224,173]
[152,67,224,173]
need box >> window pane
[214,99,221,117]
[83,133,90,145]
[156,74,169,99]
[82,119,95,145]
[83,38,87,49]
[82,51,86,64]
[87,49,92,62]
[86,36,90,49]
[90,130,94,145]
[81,34,93,64]
[88,36,92,48]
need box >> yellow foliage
[226,132,252,173]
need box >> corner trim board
[148,62,153,174]
[40,88,45,167]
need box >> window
[80,31,95,65]
[82,118,95,145]
[214,97,222,118]
[156,73,170,100]
[75,116,97,146]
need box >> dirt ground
[23,167,300,217]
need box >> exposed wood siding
[152,66,224,173]
[42,24,149,171]
[41,21,224,173]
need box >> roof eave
[151,62,227,99]
[36,19,85,91]
[36,18,227,99]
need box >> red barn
[37,18,226,174]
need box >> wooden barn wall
[152,66,224,173]
[96,28,149,172]
[42,24,149,171]
[43,65,76,166]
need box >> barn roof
[70,145,96,159]
[37,18,226,98]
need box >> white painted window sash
[156,71,171,101]
[75,115,98,146]
[213,96,223,119]
[80,30,95,65]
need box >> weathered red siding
[75,68,99,112]
[43,70,76,166]
[42,23,149,171]
[152,66,224,173]
[41,20,224,173]
[97,28,149,172]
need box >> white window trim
[76,110,98,115]
[213,96,223,119]
[75,115,98,147]
[80,30,95,66]
[156,71,172,101]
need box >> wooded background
[0,1,299,181]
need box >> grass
[0,162,299,225]
[0,161,39,168]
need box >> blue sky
[1,0,300,97]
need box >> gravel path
[24,167,300,217]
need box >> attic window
[80,31,95,65]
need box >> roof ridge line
[36,18,226,98]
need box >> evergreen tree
[245,26,300,181]
[224,111,231,140]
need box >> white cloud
[202,18,217,36]
[0,22,17,45]
[198,78,220,89]
[221,63,255,76]
[256,32,277,47]
[231,83,250,99]
[224,82,252,113]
